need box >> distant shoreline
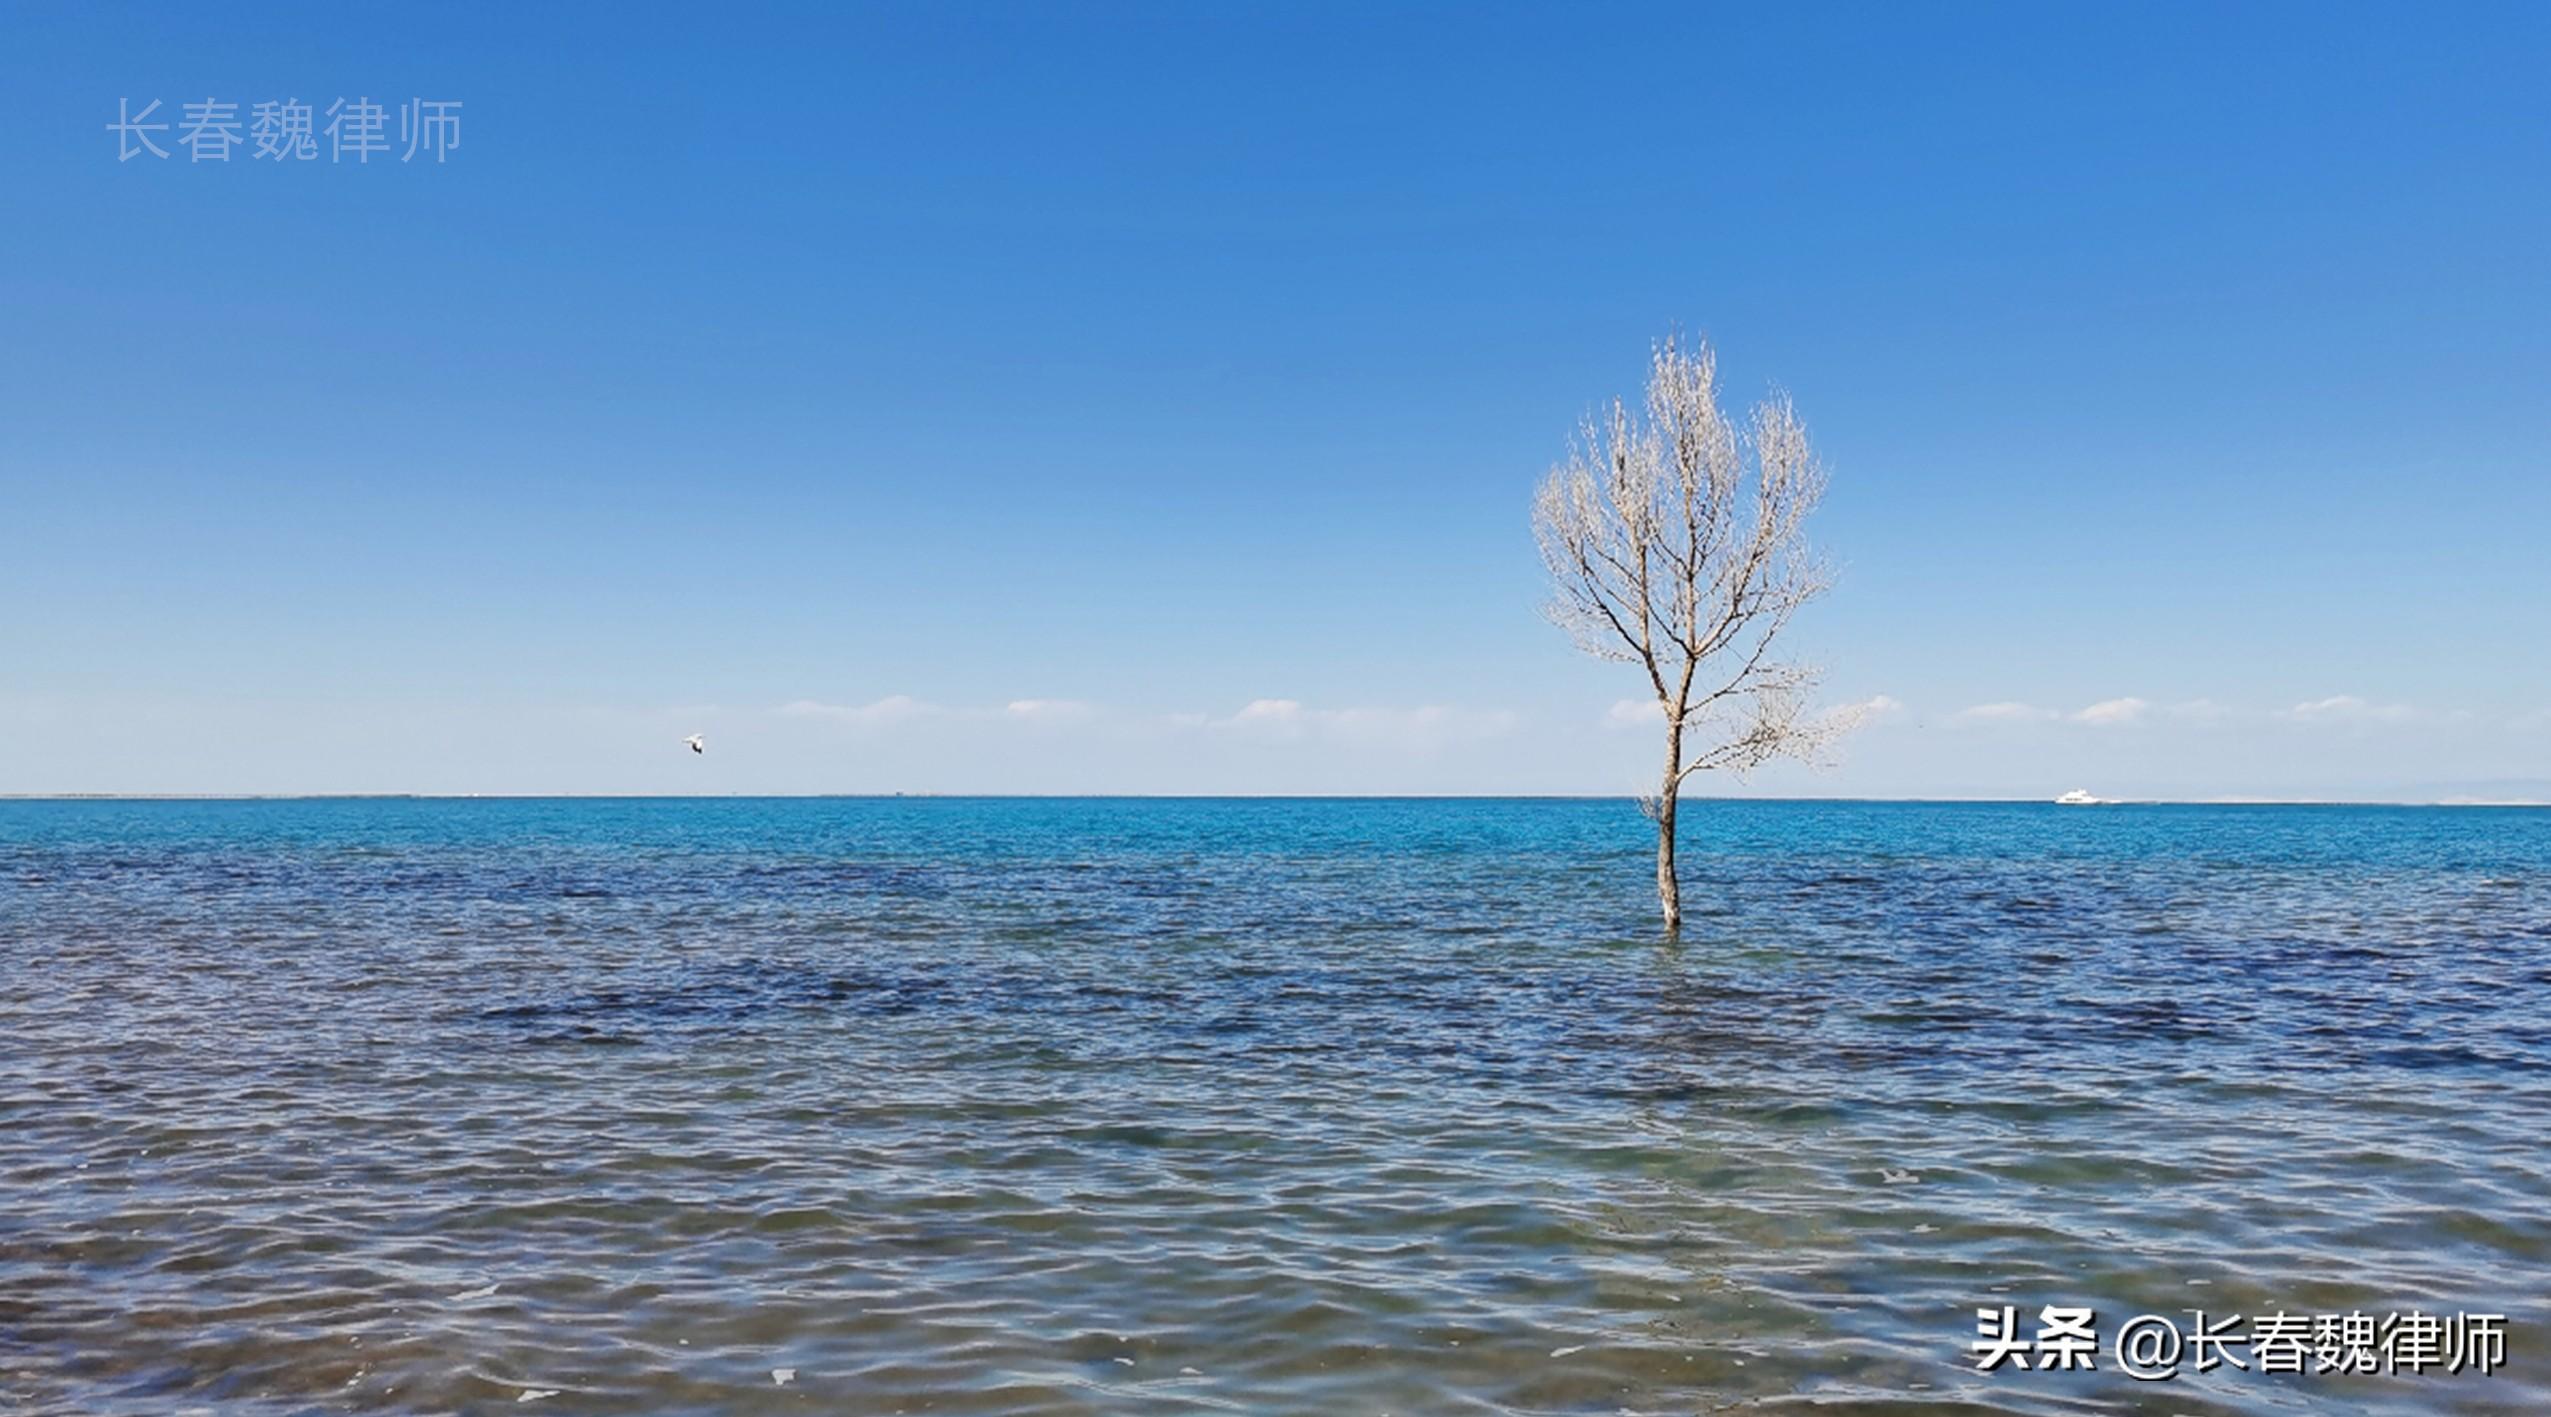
[1,793,2543,807]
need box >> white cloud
[1227,698,1307,728]
[1213,698,1517,750]
[1818,693,1906,731]
[1936,695,2426,729]
[2072,696,2150,726]
[1611,694,1900,732]
[775,695,1518,753]
[1605,698,1664,729]
[1004,698,1093,722]
[1951,701,2058,725]
[778,695,936,725]
[781,696,1095,727]
[2281,695,2415,724]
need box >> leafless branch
[1530,333,1845,929]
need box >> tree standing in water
[1532,335,1839,933]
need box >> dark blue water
[3,798,2546,1415]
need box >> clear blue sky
[5,2,2547,798]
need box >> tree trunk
[1657,716,1683,933]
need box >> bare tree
[1533,335,1840,932]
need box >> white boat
[2054,788,2105,806]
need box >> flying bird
[683,734,705,755]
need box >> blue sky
[4,2,2546,798]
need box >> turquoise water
[3,798,2546,1414]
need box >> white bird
[683,734,705,755]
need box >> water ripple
[2,798,2546,1414]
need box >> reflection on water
[2,798,2546,1414]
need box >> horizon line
[2,793,2543,808]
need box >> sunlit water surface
[3,798,2547,1415]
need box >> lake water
[3,797,2546,1415]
